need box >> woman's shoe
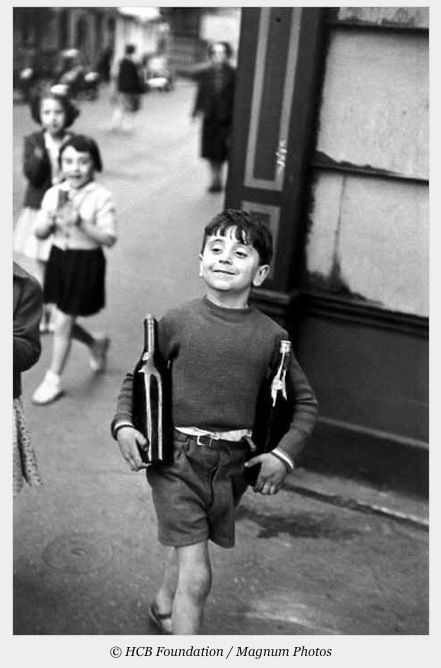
[148,601,172,635]
[207,182,223,193]
[32,371,63,405]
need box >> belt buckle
[196,433,217,447]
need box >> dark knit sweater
[111,296,318,461]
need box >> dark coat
[192,63,236,163]
[22,131,52,210]
[13,262,42,398]
[117,57,143,94]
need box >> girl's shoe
[148,601,172,635]
[89,335,110,372]
[32,371,63,405]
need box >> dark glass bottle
[132,314,173,465]
[244,339,293,486]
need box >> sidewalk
[285,468,428,530]
[13,83,428,638]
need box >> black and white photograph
[9,1,431,662]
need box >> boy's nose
[219,252,233,263]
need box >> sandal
[148,601,172,635]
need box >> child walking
[13,88,80,332]
[111,209,318,635]
[32,134,117,406]
[13,261,43,494]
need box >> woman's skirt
[44,245,106,317]
[13,207,52,263]
[201,119,231,163]
[13,397,42,495]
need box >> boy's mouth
[214,269,235,276]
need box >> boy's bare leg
[172,541,212,634]
[153,548,178,634]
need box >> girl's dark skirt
[44,245,106,316]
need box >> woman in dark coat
[192,42,236,193]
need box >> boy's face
[61,146,94,189]
[199,227,270,303]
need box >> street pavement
[12,82,428,637]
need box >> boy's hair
[201,209,273,265]
[30,89,80,129]
[58,134,103,172]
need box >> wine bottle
[131,314,173,465]
[244,339,293,486]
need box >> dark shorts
[146,431,249,548]
[44,245,106,317]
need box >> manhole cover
[42,533,113,573]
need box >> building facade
[13,7,166,81]
[226,7,429,494]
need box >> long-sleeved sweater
[111,296,318,462]
[13,262,42,398]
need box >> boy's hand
[245,452,288,494]
[116,426,149,471]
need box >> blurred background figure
[96,46,114,84]
[12,87,80,333]
[13,261,43,495]
[110,43,145,132]
[191,41,236,193]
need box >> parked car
[143,54,174,93]
[53,49,100,100]
[17,66,40,102]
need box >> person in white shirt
[32,134,117,405]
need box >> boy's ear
[198,254,203,277]
[252,264,270,287]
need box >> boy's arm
[272,353,319,464]
[111,371,148,471]
[110,371,135,437]
[246,352,319,495]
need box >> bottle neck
[271,340,291,405]
[142,316,156,361]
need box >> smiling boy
[111,209,318,635]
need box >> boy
[111,209,318,634]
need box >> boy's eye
[235,250,248,258]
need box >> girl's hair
[58,134,103,172]
[202,209,273,265]
[30,90,80,129]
